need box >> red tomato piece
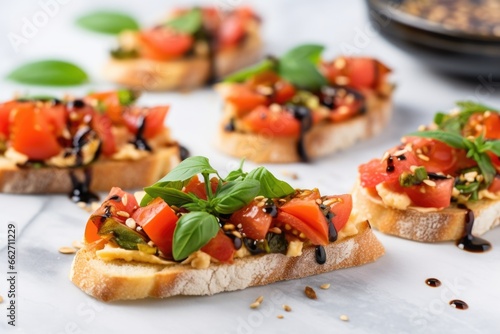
[226,85,268,116]
[358,149,420,188]
[278,198,329,245]
[10,103,62,160]
[84,219,101,243]
[0,101,19,138]
[123,106,169,139]
[183,176,219,200]
[218,14,245,48]
[230,200,272,240]
[90,187,139,228]
[85,91,123,124]
[273,81,296,104]
[488,175,500,193]
[91,113,117,156]
[326,194,352,232]
[132,197,178,257]
[201,230,235,263]
[402,178,454,209]
[241,105,301,137]
[404,137,460,174]
[139,28,193,60]
[321,57,390,90]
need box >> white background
[0,0,499,333]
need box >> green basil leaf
[16,94,57,102]
[143,186,193,207]
[157,156,217,183]
[278,60,326,91]
[223,159,247,181]
[456,101,497,113]
[483,141,500,156]
[266,233,288,254]
[223,59,275,83]
[407,130,467,149]
[246,166,294,198]
[98,218,146,250]
[172,211,219,260]
[165,8,202,34]
[140,180,186,206]
[76,11,139,34]
[280,44,325,64]
[214,179,260,214]
[7,60,88,86]
[476,153,496,186]
[117,89,139,106]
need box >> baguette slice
[352,180,500,242]
[70,220,384,301]
[216,90,393,163]
[0,145,180,194]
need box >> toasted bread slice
[216,90,393,163]
[352,180,500,242]
[70,220,384,301]
[0,145,180,194]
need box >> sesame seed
[335,76,350,86]
[255,296,264,304]
[285,224,292,231]
[283,304,292,312]
[417,154,430,161]
[257,201,265,207]
[299,232,306,239]
[125,218,137,229]
[320,283,331,290]
[410,165,418,172]
[423,180,436,187]
[323,198,338,206]
[393,149,408,157]
[305,286,317,299]
[59,247,76,254]
[147,241,155,247]
[232,231,242,239]
[381,151,390,162]
[340,314,349,321]
[117,210,130,218]
[277,315,284,319]
[250,302,260,309]
[315,199,322,205]
[122,195,128,206]
[269,227,282,234]
[237,224,242,229]
[223,224,235,231]
[292,230,299,236]
[334,57,346,70]
[0,295,3,303]
[76,201,87,209]
[337,106,350,115]
[254,195,265,201]
[269,103,281,113]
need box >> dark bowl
[366,0,500,78]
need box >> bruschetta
[70,156,384,301]
[104,7,261,91]
[215,44,393,163]
[352,101,500,251]
[0,90,184,199]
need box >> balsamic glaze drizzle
[179,145,190,161]
[132,115,152,151]
[456,204,492,253]
[288,105,313,162]
[315,245,326,265]
[224,118,236,132]
[425,278,442,287]
[386,155,395,173]
[263,199,278,218]
[68,169,99,203]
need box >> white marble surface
[1,0,500,333]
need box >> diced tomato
[0,101,19,138]
[84,219,101,243]
[230,200,272,240]
[90,187,139,228]
[321,58,390,90]
[329,103,360,122]
[463,112,500,139]
[10,103,62,160]
[488,175,500,193]
[404,137,459,174]
[488,152,500,172]
[132,197,178,257]
[139,28,193,60]
[398,178,454,209]
[183,176,219,200]
[218,14,245,48]
[226,85,268,116]
[241,105,301,137]
[85,91,123,124]
[278,198,329,245]
[123,106,169,139]
[358,149,420,188]
[91,113,117,156]
[326,194,352,232]
[483,112,500,139]
[273,81,296,104]
[201,230,235,263]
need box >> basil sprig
[7,60,88,86]
[434,101,498,134]
[143,156,294,260]
[76,11,139,34]
[408,130,500,186]
[165,8,202,34]
[224,44,327,90]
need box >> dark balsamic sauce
[449,299,469,310]
[386,155,395,173]
[319,86,366,114]
[425,278,442,287]
[132,115,151,151]
[428,172,449,180]
[263,199,278,218]
[456,204,492,253]
[179,145,190,161]
[243,238,265,255]
[224,118,236,132]
[288,105,313,162]
[72,126,95,166]
[315,245,326,265]
[68,169,99,203]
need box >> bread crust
[216,90,393,163]
[352,181,500,242]
[70,221,384,301]
[0,145,180,194]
